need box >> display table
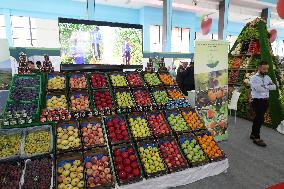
[116,158,229,189]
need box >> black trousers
[251,98,269,139]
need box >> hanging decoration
[201,17,212,35]
[269,29,277,43]
[277,0,284,19]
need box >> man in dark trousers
[176,61,188,95]
[249,61,276,147]
[182,61,195,93]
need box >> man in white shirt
[249,61,276,147]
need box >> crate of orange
[166,87,185,100]
[158,72,177,86]
[181,109,206,131]
[195,131,225,161]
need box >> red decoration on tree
[269,29,277,43]
[201,17,212,35]
[277,0,284,19]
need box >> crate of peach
[131,87,154,111]
[46,92,68,110]
[47,72,66,91]
[83,148,115,188]
[56,121,82,154]
[125,71,145,87]
[56,152,85,189]
[195,131,225,161]
[164,110,191,134]
[177,133,209,167]
[69,91,90,112]
[89,72,109,89]
[157,136,188,173]
[111,143,144,185]
[181,109,206,131]
[137,140,168,179]
[158,72,177,86]
[109,72,128,88]
[104,115,131,145]
[146,111,172,138]
[80,118,107,149]
[127,113,153,141]
[167,87,186,100]
[93,89,115,115]
[69,73,88,90]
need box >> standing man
[176,61,188,95]
[92,27,102,60]
[122,37,131,65]
[249,61,276,147]
[182,61,195,92]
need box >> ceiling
[75,0,284,28]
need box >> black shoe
[250,135,256,140]
[253,139,267,147]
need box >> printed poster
[194,40,229,141]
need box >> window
[171,27,190,53]
[150,25,163,52]
[11,16,60,48]
[0,15,6,39]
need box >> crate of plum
[131,87,154,111]
[69,91,91,112]
[56,152,85,189]
[21,156,53,189]
[104,115,131,145]
[46,92,68,110]
[111,144,144,185]
[22,125,53,158]
[167,87,186,100]
[137,140,167,178]
[69,73,88,90]
[158,72,177,86]
[0,128,23,161]
[93,89,115,115]
[164,110,191,134]
[166,98,191,110]
[56,121,82,154]
[89,72,109,89]
[83,148,115,188]
[177,133,209,167]
[47,72,66,91]
[181,109,206,131]
[9,86,40,102]
[146,111,172,138]
[125,71,145,87]
[109,72,128,88]
[195,131,225,161]
[12,74,40,88]
[157,136,188,173]
[150,87,170,109]
[0,161,22,189]
[127,113,153,141]
[114,88,136,114]
[142,72,162,87]
[80,118,107,149]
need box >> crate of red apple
[132,88,154,111]
[125,72,145,87]
[93,89,115,115]
[40,108,71,123]
[89,72,109,89]
[146,111,172,138]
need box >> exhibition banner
[194,40,229,141]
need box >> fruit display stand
[0,65,228,189]
[228,18,284,127]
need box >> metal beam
[218,0,229,40]
[162,0,172,52]
[261,7,271,28]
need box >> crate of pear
[46,92,68,110]
[109,72,128,88]
[47,72,66,91]
[0,129,23,160]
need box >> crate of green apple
[111,143,144,185]
[0,161,22,189]
[150,87,170,109]
[164,110,191,134]
[131,87,154,111]
[89,72,109,89]
[142,72,162,87]
[80,117,107,150]
[109,72,129,88]
[0,129,23,161]
[56,120,82,154]
[177,133,209,167]
[104,115,131,145]
[21,156,53,189]
[92,88,115,115]
[146,111,172,138]
[127,112,154,141]
[56,152,85,189]
[125,71,145,87]
[114,88,136,113]
[137,140,168,178]
[157,136,189,173]
[84,148,115,188]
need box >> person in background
[182,61,195,94]
[72,39,85,64]
[27,61,35,71]
[249,61,276,147]
[122,37,131,65]
[92,26,102,60]
[176,61,188,95]
[36,61,42,70]
[169,65,177,79]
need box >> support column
[189,16,196,53]
[261,8,271,28]
[218,0,229,40]
[3,9,13,46]
[88,0,96,20]
[162,0,173,52]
